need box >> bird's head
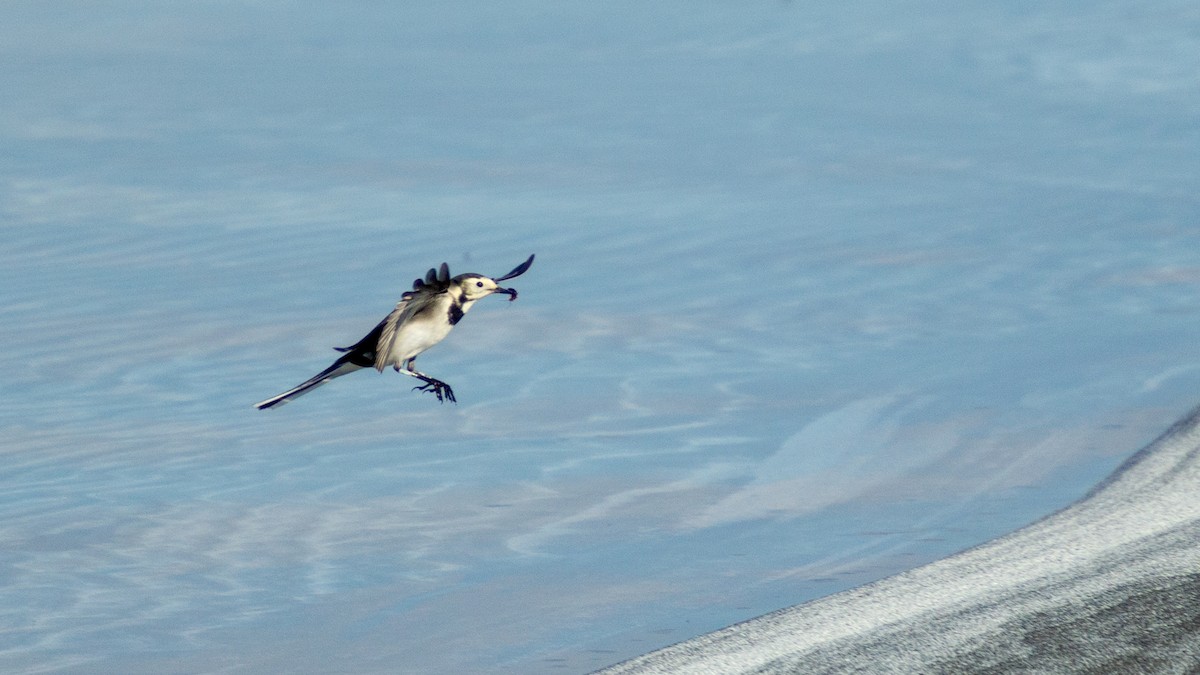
[452,254,535,302]
[454,274,511,301]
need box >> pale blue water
[2,2,1199,673]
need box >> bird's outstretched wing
[372,262,451,371]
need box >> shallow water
[2,2,1199,673]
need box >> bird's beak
[495,286,518,301]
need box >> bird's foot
[413,378,456,404]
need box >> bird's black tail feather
[254,358,363,410]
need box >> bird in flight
[254,254,535,410]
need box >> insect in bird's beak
[492,254,534,302]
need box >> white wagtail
[254,254,534,410]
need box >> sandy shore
[600,404,1200,674]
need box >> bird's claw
[413,379,456,404]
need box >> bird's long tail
[254,359,363,410]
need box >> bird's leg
[412,376,456,404]
[393,360,456,404]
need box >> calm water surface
[2,2,1199,672]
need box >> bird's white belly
[386,315,454,365]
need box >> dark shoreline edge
[599,404,1200,674]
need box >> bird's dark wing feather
[495,254,535,282]
[332,316,387,367]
